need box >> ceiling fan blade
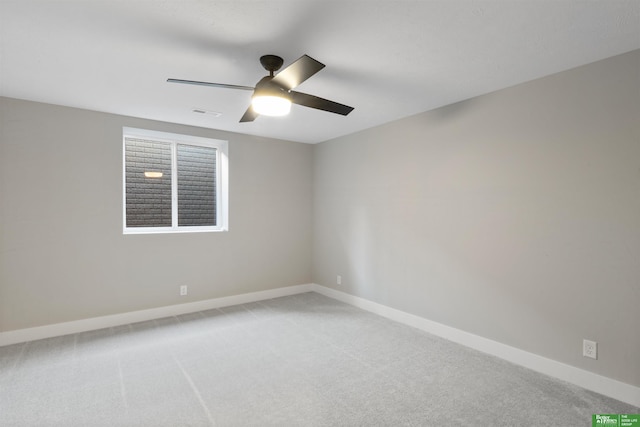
[290,91,354,116]
[270,55,325,90]
[167,78,254,91]
[239,106,259,122]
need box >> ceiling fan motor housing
[254,76,290,98]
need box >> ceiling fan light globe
[252,95,292,116]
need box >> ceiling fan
[168,54,354,122]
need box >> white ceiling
[1,1,639,144]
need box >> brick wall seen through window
[125,139,172,228]
[177,144,216,226]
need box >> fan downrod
[260,55,284,76]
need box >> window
[123,128,228,234]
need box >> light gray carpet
[0,292,636,426]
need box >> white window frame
[122,127,228,234]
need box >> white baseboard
[0,284,313,347]
[310,283,640,408]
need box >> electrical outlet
[180,285,188,296]
[583,339,597,360]
[337,275,342,285]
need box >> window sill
[123,227,228,235]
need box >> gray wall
[312,50,640,386]
[0,97,313,331]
